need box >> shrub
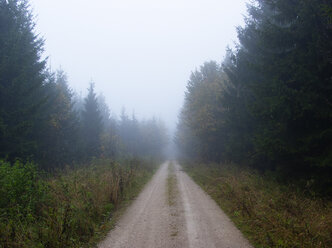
[0,160,46,221]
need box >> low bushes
[0,161,46,218]
[0,158,157,247]
[184,163,332,248]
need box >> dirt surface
[98,162,253,248]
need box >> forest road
[98,161,253,248]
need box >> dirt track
[98,162,252,248]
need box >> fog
[30,0,246,131]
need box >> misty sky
[30,0,247,130]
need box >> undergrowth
[184,163,332,248]
[0,158,157,247]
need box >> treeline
[0,0,168,170]
[176,0,332,191]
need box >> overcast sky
[30,0,247,131]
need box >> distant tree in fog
[82,82,102,158]
[38,69,80,169]
[97,93,118,157]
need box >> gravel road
[98,161,253,248]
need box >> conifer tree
[82,82,102,158]
[0,0,46,160]
[38,69,80,168]
[225,0,332,171]
[177,0,332,187]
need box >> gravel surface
[98,162,253,248]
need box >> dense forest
[176,0,332,193]
[0,0,168,170]
[0,1,168,246]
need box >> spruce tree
[233,0,332,171]
[82,82,102,158]
[0,0,46,160]
[38,69,80,168]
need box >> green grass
[184,162,332,248]
[0,158,158,247]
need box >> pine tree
[97,93,118,157]
[177,0,332,186]
[81,82,102,158]
[234,0,332,171]
[38,69,80,168]
[0,0,46,160]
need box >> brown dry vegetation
[184,163,332,248]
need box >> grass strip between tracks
[167,162,177,206]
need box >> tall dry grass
[185,163,332,248]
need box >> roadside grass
[0,158,158,248]
[184,163,332,248]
